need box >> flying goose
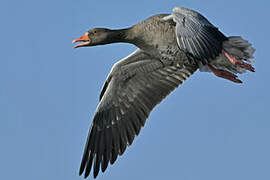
[72,7,255,178]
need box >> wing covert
[172,7,227,63]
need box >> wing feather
[172,7,227,63]
[79,50,198,178]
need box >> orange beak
[72,32,90,48]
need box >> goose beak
[72,32,90,48]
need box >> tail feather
[223,36,255,63]
[200,36,255,74]
[200,36,255,83]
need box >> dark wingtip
[101,166,107,173]
[101,159,109,172]
[93,169,99,179]
[93,155,100,178]
[84,167,91,178]
[79,167,84,176]
[79,154,87,176]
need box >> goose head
[73,28,129,48]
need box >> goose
[72,7,255,178]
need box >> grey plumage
[223,36,255,63]
[73,6,255,178]
[203,36,255,73]
[79,50,197,178]
[171,7,228,63]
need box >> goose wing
[170,7,227,64]
[79,49,197,178]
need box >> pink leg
[206,64,242,83]
[222,50,255,72]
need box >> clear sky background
[1,0,269,180]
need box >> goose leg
[206,64,242,83]
[222,50,255,72]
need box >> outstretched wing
[79,49,198,178]
[172,7,227,64]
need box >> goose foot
[206,64,242,83]
[222,50,255,72]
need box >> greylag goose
[72,7,255,178]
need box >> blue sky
[1,0,269,180]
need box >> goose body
[129,14,179,57]
[73,7,255,178]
